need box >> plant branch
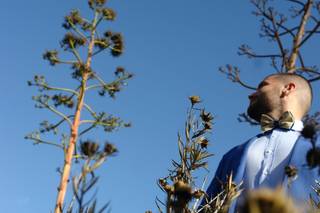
[288,0,313,72]
[28,136,64,149]
[37,101,73,126]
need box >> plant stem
[288,0,313,72]
[54,11,98,213]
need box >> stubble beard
[247,95,274,122]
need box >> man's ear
[281,83,296,97]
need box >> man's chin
[247,108,261,122]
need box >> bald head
[269,73,312,117]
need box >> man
[203,73,318,210]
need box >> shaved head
[269,73,312,116]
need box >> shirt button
[264,150,270,156]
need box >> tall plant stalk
[26,1,132,212]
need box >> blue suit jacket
[205,140,249,198]
[203,134,320,209]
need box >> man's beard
[247,95,273,122]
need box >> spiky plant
[151,96,241,213]
[25,0,132,212]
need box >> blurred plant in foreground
[25,0,132,212]
[238,188,300,213]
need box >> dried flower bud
[52,94,74,108]
[306,148,320,169]
[71,62,91,79]
[189,96,201,106]
[110,33,124,57]
[104,143,117,155]
[62,10,83,29]
[104,31,113,37]
[94,38,109,49]
[198,137,209,149]
[200,110,214,123]
[61,33,86,50]
[164,185,174,194]
[301,122,317,139]
[204,122,212,130]
[81,141,99,157]
[88,0,106,9]
[173,180,192,203]
[43,50,59,66]
[159,178,167,186]
[115,67,125,76]
[192,189,204,199]
[284,165,298,178]
[102,8,116,20]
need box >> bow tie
[260,111,295,132]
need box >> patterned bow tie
[260,111,295,132]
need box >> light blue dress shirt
[243,120,304,189]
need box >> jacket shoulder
[204,139,252,200]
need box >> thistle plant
[154,96,214,213]
[25,0,132,212]
[151,96,241,213]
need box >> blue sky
[1,0,320,212]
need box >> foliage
[149,97,241,213]
[25,0,132,212]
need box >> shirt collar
[291,120,304,131]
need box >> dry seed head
[61,32,86,49]
[284,165,298,178]
[104,31,113,37]
[110,33,124,57]
[198,137,209,149]
[192,189,204,199]
[115,66,125,75]
[63,10,83,29]
[301,122,317,139]
[200,110,214,123]
[164,185,174,194]
[94,38,109,49]
[204,122,212,131]
[306,148,320,169]
[43,50,59,66]
[103,143,117,155]
[159,178,167,186]
[88,0,106,9]
[189,96,201,106]
[102,8,116,20]
[173,180,193,201]
[81,141,99,157]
